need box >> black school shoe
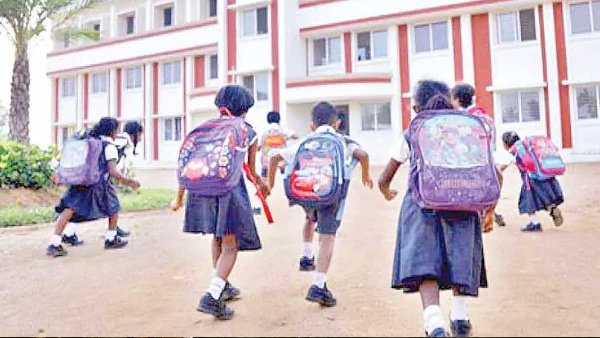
[220,282,241,302]
[62,234,84,246]
[47,244,68,257]
[306,284,337,307]
[299,256,316,272]
[494,213,507,227]
[550,207,564,227]
[450,320,472,337]
[427,328,449,337]
[198,292,235,320]
[521,222,542,232]
[116,226,130,237]
[104,235,129,249]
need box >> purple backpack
[408,110,501,212]
[178,117,248,196]
[57,138,105,186]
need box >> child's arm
[247,142,271,197]
[352,148,373,189]
[378,159,402,201]
[268,153,284,189]
[107,160,140,189]
[171,186,186,211]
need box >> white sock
[62,223,78,237]
[49,234,62,247]
[301,242,313,259]
[450,296,470,321]
[423,305,446,335]
[206,276,226,300]
[105,230,117,241]
[529,214,541,225]
[312,272,326,288]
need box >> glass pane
[127,16,135,34]
[431,21,448,50]
[520,91,540,122]
[328,37,341,63]
[257,7,268,35]
[576,86,598,119]
[162,63,171,84]
[519,9,536,41]
[135,68,141,88]
[376,103,392,130]
[209,0,217,17]
[571,2,592,34]
[256,73,269,101]
[164,7,173,27]
[210,55,218,79]
[373,30,388,58]
[361,104,375,131]
[313,39,326,66]
[356,32,371,61]
[172,61,181,83]
[242,9,255,36]
[414,24,431,53]
[593,0,600,31]
[164,119,173,141]
[500,92,519,123]
[498,13,517,43]
[175,118,182,141]
[242,76,254,96]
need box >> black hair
[214,85,255,117]
[502,131,521,147]
[424,94,454,111]
[90,117,119,138]
[267,111,281,124]
[312,102,338,127]
[452,84,475,108]
[414,80,451,112]
[124,121,144,155]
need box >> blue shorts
[303,204,341,235]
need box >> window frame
[498,89,543,124]
[161,60,182,86]
[360,102,392,132]
[413,20,450,54]
[124,66,143,90]
[90,72,108,95]
[163,117,183,142]
[311,36,343,68]
[495,8,537,44]
[240,6,269,38]
[569,0,600,35]
[154,2,176,29]
[61,78,76,98]
[574,84,600,121]
[355,29,389,62]
[241,72,269,102]
[206,53,219,83]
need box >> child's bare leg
[420,280,446,335]
[212,237,222,269]
[301,218,315,258]
[53,209,74,236]
[108,213,118,230]
[206,235,238,300]
[316,234,335,274]
[47,209,74,255]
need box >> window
[497,9,536,43]
[242,6,268,37]
[356,30,388,61]
[164,6,173,26]
[162,61,182,85]
[91,73,107,94]
[361,103,392,131]
[125,67,142,89]
[570,1,600,34]
[207,0,217,18]
[576,85,600,120]
[117,12,135,36]
[155,3,174,28]
[126,15,135,34]
[163,117,182,141]
[208,54,218,80]
[313,37,342,66]
[62,78,76,97]
[499,90,541,124]
[84,21,101,40]
[242,73,269,101]
[61,126,75,145]
[414,21,449,53]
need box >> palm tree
[0,0,101,144]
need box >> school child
[171,85,270,320]
[114,121,144,176]
[380,80,488,337]
[268,102,373,307]
[501,131,565,232]
[452,83,507,229]
[47,117,141,257]
[258,111,298,178]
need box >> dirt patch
[0,187,64,208]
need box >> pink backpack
[510,136,565,180]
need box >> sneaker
[494,213,507,227]
[220,282,241,302]
[299,256,316,272]
[47,244,68,257]
[450,320,472,337]
[550,207,564,227]
[198,292,235,320]
[62,234,84,246]
[253,207,262,215]
[116,226,130,237]
[427,327,449,337]
[104,235,129,249]
[521,222,542,232]
[306,284,337,307]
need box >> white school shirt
[389,135,411,164]
[259,123,297,147]
[99,136,119,162]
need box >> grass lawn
[0,188,175,228]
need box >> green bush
[0,141,58,189]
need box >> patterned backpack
[178,116,248,196]
[510,136,565,180]
[57,136,105,186]
[260,128,287,167]
[284,132,347,208]
[408,110,501,212]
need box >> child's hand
[170,198,184,211]
[51,173,59,185]
[129,180,141,189]
[362,174,374,189]
[258,179,271,197]
[380,186,398,201]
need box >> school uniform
[55,136,121,223]
[183,123,262,251]
[259,123,296,177]
[277,126,360,235]
[390,134,487,296]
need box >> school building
[47,0,600,166]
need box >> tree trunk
[8,42,30,145]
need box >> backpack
[284,132,347,208]
[260,128,287,167]
[57,136,105,186]
[510,136,565,180]
[113,134,129,165]
[408,110,501,212]
[468,106,496,150]
[177,117,248,196]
